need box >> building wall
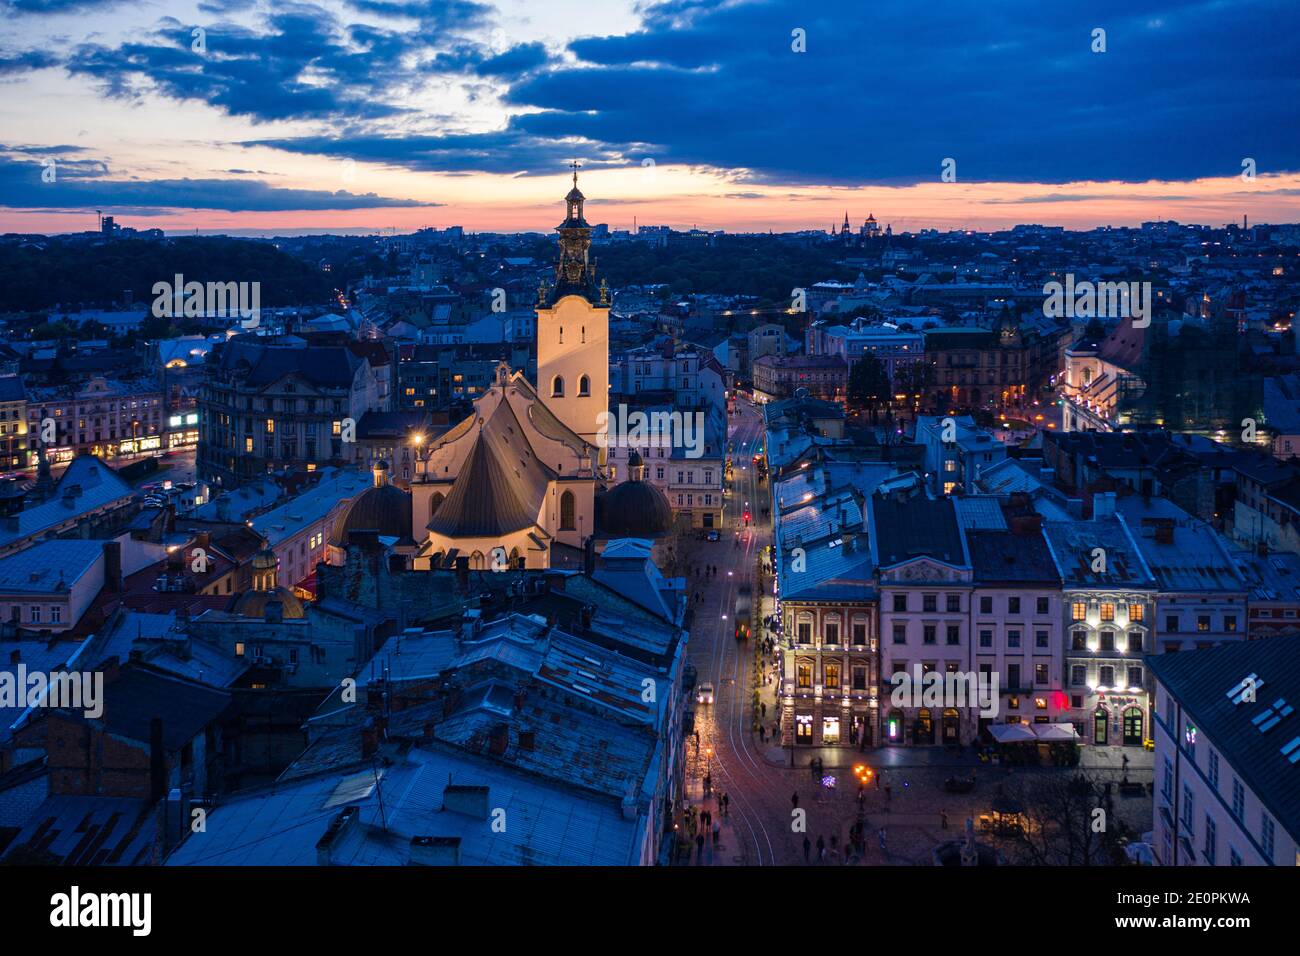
[782,601,877,748]
[1062,588,1155,746]
[971,586,1066,730]
[536,294,610,448]
[877,567,975,746]
[1153,682,1298,866]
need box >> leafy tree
[847,353,892,422]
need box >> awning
[989,723,1037,743]
[1034,723,1079,741]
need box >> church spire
[551,161,597,302]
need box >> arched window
[429,492,445,516]
[558,326,563,344]
[551,375,564,398]
[509,547,522,569]
[581,325,586,343]
[470,550,485,570]
[578,374,590,397]
[560,490,575,530]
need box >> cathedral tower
[536,163,609,453]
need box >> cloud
[1,0,124,13]
[0,50,58,74]
[0,153,437,210]
[5,0,1295,191]
[63,7,424,123]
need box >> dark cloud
[63,7,417,123]
[2,0,124,13]
[475,42,549,77]
[0,50,58,74]
[251,123,633,177]
[0,155,437,211]
[5,0,1294,190]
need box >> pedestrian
[759,726,766,743]
[761,702,767,718]
[712,820,721,845]
[722,792,729,816]
[696,832,706,861]
[791,791,800,811]
[878,827,887,852]
[830,835,838,851]
[941,810,949,830]
[885,781,892,802]
[803,836,811,862]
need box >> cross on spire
[570,160,581,187]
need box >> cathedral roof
[232,586,305,619]
[330,483,413,547]
[426,398,554,538]
[599,480,673,538]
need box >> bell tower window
[551,376,565,398]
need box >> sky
[0,0,1298,236]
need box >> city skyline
[2,0,1298,235]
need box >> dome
[251,548,277,571]
[233,587,305,619]
[599,478,673,537]
[330,482,413,547]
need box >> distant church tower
[536,163,610,454]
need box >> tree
[894,359,936,416]
[997,771,1131,866]
[847,354,891,422]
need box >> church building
[405,169,671,571]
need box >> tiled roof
[216,337,363,389]
[871,493,966,567]
[427,400,551,537]
[966,530,1060,585]
[1147,636,1300,843]
[0,539,105,592]
[1041,516,1155,588]
[165,743,643,866]
[0,455,133,550]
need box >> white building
[1149,637,1300,866]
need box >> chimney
[1009,513,1043,536]
[149,716,167,805]
[582,535,596,576]
[102,540,122,592]
[580,603,594,629]
[455,555,469,591]
[361,719,380,758]
[409,835,461,866]
[442,784,489,819]
[316,806,362,866]
[1092,492,1117,519]
[488,722,509,756]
